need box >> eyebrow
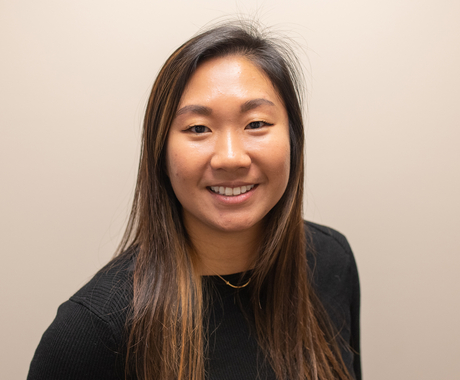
[175,98,275,117]
[176,105,212,116]
[240,98,275,113]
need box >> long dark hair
[116,20,352,380]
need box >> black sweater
[28,222,361,379]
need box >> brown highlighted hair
[116,20,353,380]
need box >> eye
[187,125,210,134]
[246,121,273,130]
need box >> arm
[28,300,123,380]
[306,221,362,379]
[349,252,361,380]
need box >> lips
[209,184,255,196]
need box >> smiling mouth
[209,185,255,196]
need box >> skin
[166,55,290,275]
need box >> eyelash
[186,125,209,134]
[246,120,273,129]
[186,121,273,133]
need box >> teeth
[210,185,255,196]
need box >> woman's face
[166,55,290,236]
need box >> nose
[210,130,251,171]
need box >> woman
[28,21,361,380]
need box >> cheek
[166,157,188,205]
[165,151,177,180]
[166,137,189,179]
[165,141,185,189]
[167,154,188,186]
[278,144,291,186]
[264,136,291,175]
[166,142,205,195]
[270,138,291,197]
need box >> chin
[211,217,263,234]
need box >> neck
[185,222,263,276]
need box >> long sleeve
[332,226,361,380]
[28,299,124,380]
[349,251,361,380]
[307,221,362,380]
[28,230,361,380]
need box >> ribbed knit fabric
[27,221,361,380]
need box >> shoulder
[305,221,354,262]
[304,220,359,302]
[70,249,135,328]
[64,248,136,345]
[304,221,361,378]
[305,221,356,273]
[27,250,136,380]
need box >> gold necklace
[215,273,251,289]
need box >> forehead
[178,55,283,107]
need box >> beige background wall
[1,1,459,379]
